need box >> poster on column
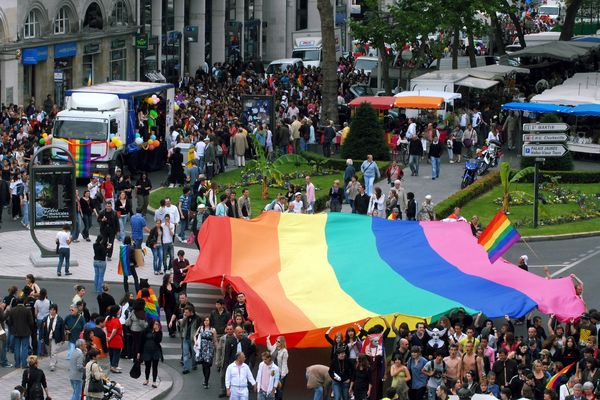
[32,167,75,227]
[241,95,275,131]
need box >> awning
[501,102,573,113]
[21,46,48,65]
[573,36,600,43]
[510,41,590,61]
[394,96,444,109]
[348,96,396,110]
[394,90,461,102]
[569,104,600,116]
[456,77,499,90]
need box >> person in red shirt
[105,304,124,373]
[101,174,115,206]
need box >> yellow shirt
[341,127,350,144]
[458,337,480,353]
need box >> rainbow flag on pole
[117,245,130,276]
[478,211,521,263]
[546,362,576,390]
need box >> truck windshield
[54,120,107,141]
[354,59,378,72]
[539,6,559,15]
[291,49,320,61]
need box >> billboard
[32,167,75,228]
[241,95,275,131]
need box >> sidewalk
[1,349,172,399]
[3,229,198,286]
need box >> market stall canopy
[465,65,530,80]
[501,102,573,113]
[510,41,591,61]
[573,35,600,43]
[186,213,585,348]
[569,104,600,116]
[456,76,499,90]
[348,96,396,110]
[531,72,600,106]
[394,96,445,109]
[394,90,461,102]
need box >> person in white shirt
[226,352,256,400]
[487,127,501,144]
[368,187,386,218]
[195,138,207,173]
[55,224,73,276]
[162,214,175,273]
[405,118,417,139]
[256,352,280,400]
[163,197,180,238]
[290,193,305,214]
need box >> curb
[521,230,600,242]
[154,362,184,400]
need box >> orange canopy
[348,96,396,110]
[394,96,445,109]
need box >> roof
[348,96,396,110]
[456,77,499,90]
[68,80,174,96]
[530,72,600,106]
[268,58,303,64]
[394,90,461,102]
[570,104,600,116]
[501,102,573,113]
[394,96,444,109]
[510,41,592,61]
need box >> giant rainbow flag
[186,213,585,347]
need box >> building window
[54,7,71,35]
[112,1,128,25]
[83,55,94,86]
[296,0,308,31]
[24,10,41,39]
[84,2,104,30]
[111,49,126,80]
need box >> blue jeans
[36,319,45,356]
[258,391,276,400]
[0,337,8,366]
[179,211,188,238]
[70,379,83,400]
[313,386,324,400]
[13,336,29,368]
[21,200,29,226]
[364,176,375,196]
[57,247,70,274]
[72,214,82,241]
[163,242,174,271]
[431,157,440,178]
[332,381,350,400]
[428,386,437,400]
[93,260,107,293]
[109,348,120,368]
[197,156,205,173]
[349,199,355,213]
[182,338,196,372]
[300,137,308,151]
[133,238,143,249]
[66,341,76,360]
[118,215,128,241]
[152,245,164,273]
[82,214,92,239]
[409,155,420,175]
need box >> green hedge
[511,170,600,184]
[435,171,501,218]
[301,151,349,170]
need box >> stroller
[461,159,480,189]
[102,380,125,400]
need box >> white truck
[291,28,342,68]
[52,81,175,177]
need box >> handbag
[129,360,141,379]
[88,362,105,392]
[463,138,472,147]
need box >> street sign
[522,123,569,132]
[522,144,568,157]
[522,133,568,142]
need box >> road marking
[529,265,564,268]
[551,249,600,278]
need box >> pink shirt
[306,183,315,203]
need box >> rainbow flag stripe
[478,211,521,263]
[118,245,130,276]
[546,362,575,389]
[138,289,160,321]
[68,139,92,178]
[185,213,584,348]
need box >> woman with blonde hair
[266,335,289,400]
[21,355,50,400]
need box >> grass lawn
[460,182,600,237]
[149,163,345,218]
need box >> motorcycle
[461,158,480,189]
[476,139,503,176]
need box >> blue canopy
[501,102,573,113]
[572,36,600,43]
[570,104,600,116]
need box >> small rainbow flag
[117,244,130,276]
[546,362,575,390]
[137,288,160,321]
[92,172,105,182]
[478,211,521,263]
[68,139,92,178]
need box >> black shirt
[93,242,107,261]
[354,193,370,215]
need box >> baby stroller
[103,380,125,400]
[461,159,480,189]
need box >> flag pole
[521,236,541,260]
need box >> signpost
[522,123,569,228]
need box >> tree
[317,0,339,125]
[560,0,585,40]
[341,103,389,161]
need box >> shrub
[510,170,600,184]
[341,102,389,161]
[435,171,501,218]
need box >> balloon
[114,139,123,148]
[44,138,51,144]
[111,136,118,143]
[153,97,160,105]
[173,103,179,111]
[39,138,45,145]
[135,137,143,145]
[151,94,158,100]
[148,110,158,119]
[109,141,116,148]
[42,133,48,138]
[153,140,160,147]
[149,145,155,151]
[150,135,156,140]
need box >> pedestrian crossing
[157,282,220,361]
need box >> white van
[354,56,379,74]
[266,58,304,75]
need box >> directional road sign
[522,123,569,132]
[522,144,568,157]
[522,133,568,142]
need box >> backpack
[429,359,447,373]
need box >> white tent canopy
[531,72,600,106]
[456,77,500,90]
[394,90,462,102]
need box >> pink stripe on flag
[420,222,585,321]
